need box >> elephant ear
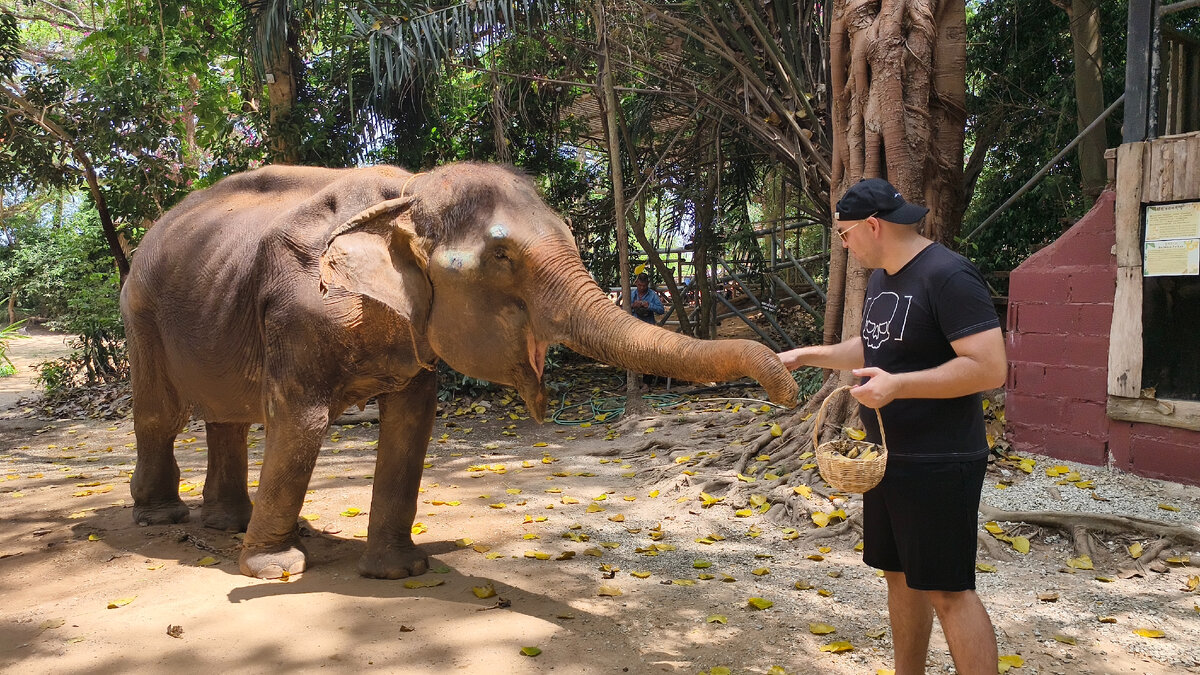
[318,197,431,332]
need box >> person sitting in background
[630,273,664,324]
[630,272,665,389]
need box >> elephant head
[321,163,798,420]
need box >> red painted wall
[1005,190,1200,486]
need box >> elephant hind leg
[129,334,191,525]
[201,422,253,532]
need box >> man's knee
[926,588,979,613]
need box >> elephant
[120,162,798,580]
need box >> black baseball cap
[835,178,929,224]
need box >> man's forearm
[887,355,1006,399]
[779,337,865,371]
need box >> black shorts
[862,457,987,592]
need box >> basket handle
[811,384,887,451]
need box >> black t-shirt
[859,243,1000,462]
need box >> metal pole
[716,255,796,349]
[1161,0,1200,16]
[712,293,781,350]
[963,93,1125,242]
[770,273,823,323]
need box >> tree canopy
[2,0,1181,357]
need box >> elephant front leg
[238,406,328,579]
[358,371,438,579]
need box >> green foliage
[0,7,16,79]
[962,0,1127,283]
[436,362,495,402]
[0,319,28,377]
[0,207,126,384]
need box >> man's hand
[849,367,900,408]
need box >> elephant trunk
[536,248,798,407]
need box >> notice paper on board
[1143,203,1200,277]
[1145,202,1200,241]
[1144,239,1200,276]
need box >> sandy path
[1,333,1199,674]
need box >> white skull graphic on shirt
[863,291,913,349]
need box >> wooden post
[1108,142,1146,398]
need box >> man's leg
[884,571,934,675]
[928,589,997,675]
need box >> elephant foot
[201,501,252,532]
[134,500,190,526]
[358,544,429,580]
[239,542,308,579]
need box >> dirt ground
[2,330,1199,674]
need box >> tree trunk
[1065,0,1108,200]
[247,1,301,165]
[595,0,643,411]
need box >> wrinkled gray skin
[121,162,798,580]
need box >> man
[779,178,1006,675]
[630,272,664,324]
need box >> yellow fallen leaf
[1010,536,1030,554]
[811,512,830,528]
[630,570,651,579]
[984,521,1005,535]
[1158,503,1180,512]
[694,560,712,569]
[844,427,866,441]
[793,485,812,498]
[747,597,773,610]
[586,503,605,513]
[752,568,770,576]
[490,503,506,509]
[706,614,727,624]
[1133,628,1164,638]
[106,597,136,609]
[1128,542,1144,559]
[411,522,428,535]
[671,579,696,586]
[597,586,622,597]
[1053,634,1077,645]
[770,423,782,437]
[1067,555,1093,570]
[1098,616,1117,623]
[533,442,548,448]
[523,551,551,560]
[403,579,445,589]
[735,509,753,518]
[976,563,997,573]
[819,641,853,653]
[196,556,219,567]
[809,623,836,635]
[340,507,362,517]
[472,584,497,599]
[520,646,542,657]
[648,490,659,498]
[998,654,1024,670]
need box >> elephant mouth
[516,336,551,423]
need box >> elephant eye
[493,247,510,261]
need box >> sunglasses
[836,212,876,241]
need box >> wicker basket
[813,385,888,493]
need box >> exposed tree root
[980,505,1200,546]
